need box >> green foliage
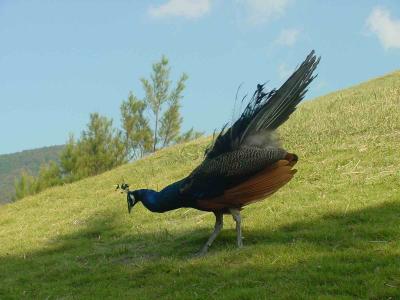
[158,97,182,147]
[140,55,193,151]
[0,146,63,204]
[158,70,189,147]
[119,55,202,160]
[120,93,153,160]
[13,170,35,201]
[13,161,62,201]
[141,55,171,151]
[175,128,204,144]
[1,71,399,299]
[13,114,127,201]
[71,113,127,178]
[34,161,63,192]
[59,134,78,182]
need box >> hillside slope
[0,145,64,204]
[1,72,399,299]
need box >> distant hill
[0,145,64,204]
[0,71,399,298]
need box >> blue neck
[135,182,185,213]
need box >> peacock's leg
[230,208,243,248]
[197,212,223,255]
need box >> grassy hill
[1,71,399,299]
[0,145,64,204]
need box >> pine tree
[120,93,153,159]
[34,161,62,192]
[141,55,188,151]
[74,113,126,177]
[158,98,182,148]
[13,170,35,201]
[158,70,188,147]
[60,134,78,182]
[175,128,204,144]
[13,114,127,201]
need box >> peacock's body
[118,51,320,255]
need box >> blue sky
[1,0,399,155]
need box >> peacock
[116,50,320,255]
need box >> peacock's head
[115,183,139,214]
[126,191,139,213]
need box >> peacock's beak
[127,192,137,214]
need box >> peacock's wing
[181,146,288,201]
[195,155,298,211]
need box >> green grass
[1,71,400,299]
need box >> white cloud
[148,0,211,20]
[239,0,291,25]
[277,63,293,79]
[276,28,301,46]
[366,7,400,50]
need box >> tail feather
[206,50,320,159]
[244,50,319,137]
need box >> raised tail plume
[206,50,320,159]
[242,50,320,138]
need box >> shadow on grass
[1,201,399,299]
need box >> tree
[34,161,62,192]
[120,93,153,160]
[60,134,78,182]
[123,55,202,153]
[13,170,35,201]
[175,128,204,144]
[158,97,182,148]
[13,114,127,201]
[158,72,188,147]
[141,55,188,151]
[73,113,126,178]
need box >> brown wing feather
[196,153,298,211]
